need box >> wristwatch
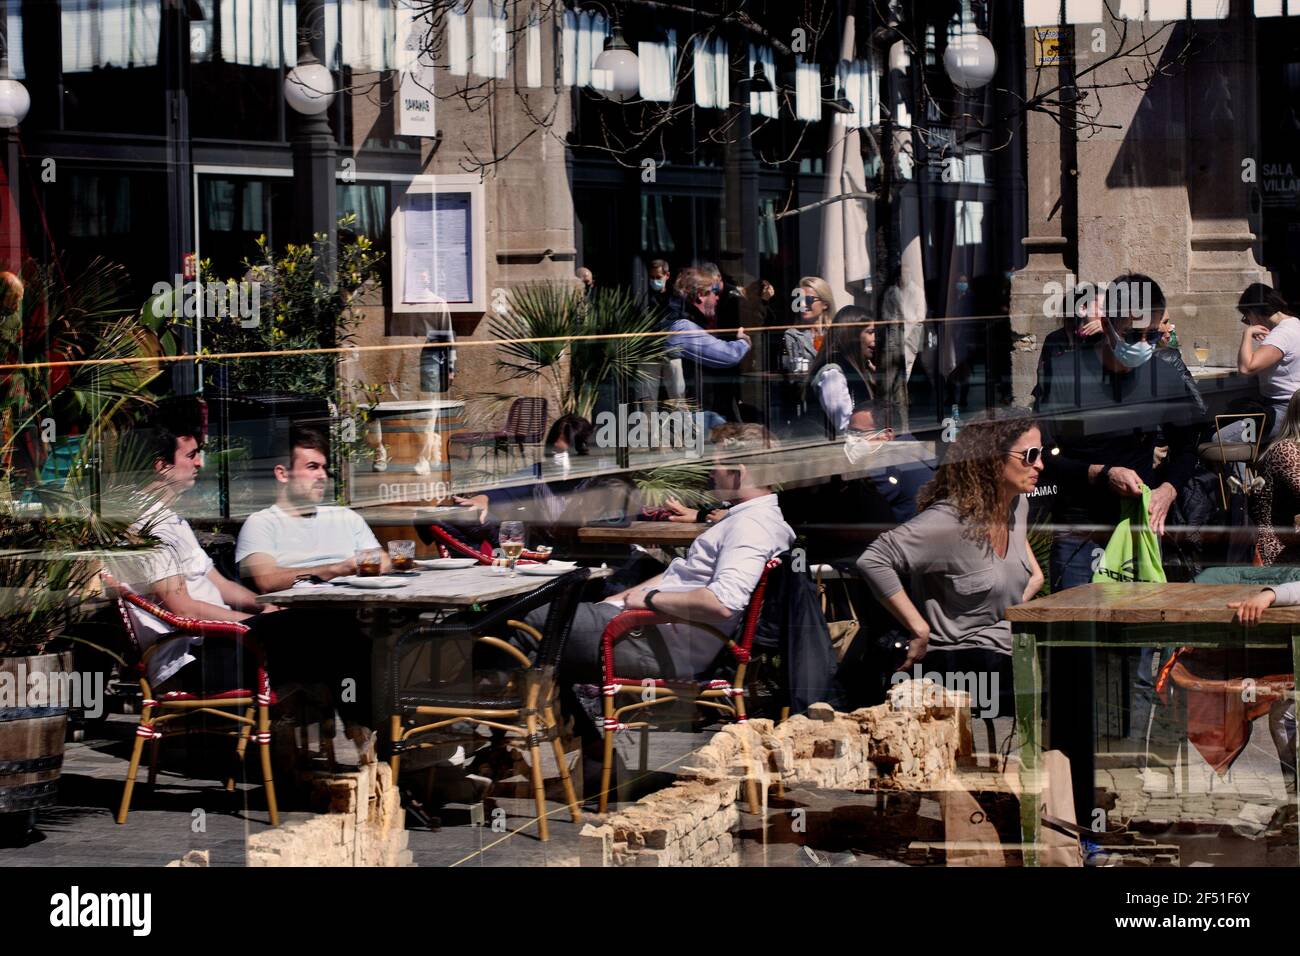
[644,588,662,612]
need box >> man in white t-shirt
[237,427,390,592]
[122,422,280,690]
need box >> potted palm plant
[488,283,668,421]
[1,259,171,842]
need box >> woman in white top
[1236,283,1300,439]
[807,305,877,434]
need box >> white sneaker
[372,445,389,472]
[413,457,432,476]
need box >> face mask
[1108,328,1155,368]
[553,451,570,470]
[956,282,969,295]
[650,278,666,292]
[844,434,887,465]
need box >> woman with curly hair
[856,413,1045,694]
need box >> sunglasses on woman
[801,295,820,309]
[1007,446,1045,466]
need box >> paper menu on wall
[403,193,472,304]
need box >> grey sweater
[856,497,1032,655]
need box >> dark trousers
[515,600,678,756]
[172,609,372,728]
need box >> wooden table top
[257,564,608,609]
[577,521,709,546]
[1006,582,1300,625]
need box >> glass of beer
[499,521,526,576]
[356,548,384,577]
[388,539,416,572]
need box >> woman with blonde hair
[784,276,836,376]
[857,413,1046,715]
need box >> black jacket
[1035,343,1208,527]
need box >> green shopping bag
[1091,485,1167,584]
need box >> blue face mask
[956,282,969,295]
[650,278,666,292]
[1109,329,1155,368]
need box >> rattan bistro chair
[388,568,590,841]
[107,577,278,826]
[596,557,782,814]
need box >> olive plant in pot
[1,259,170,842]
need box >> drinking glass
[356,548,384,577]
[387,539,416,572]
[1194,338,1211,370]
[499,521,526,575]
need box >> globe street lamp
[0,78,29,129]
[284,57,336,116]
[944,31,997,93]
[591,19,640,102]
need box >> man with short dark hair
[122,422,279,692]
[1036,273,1207,588]
[648,259,671,306]
[1035,273,1207,823]
[237,427,390,593]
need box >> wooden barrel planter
[0,651,74,827]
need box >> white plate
[332,575,409,589]
[416,558,480,570]
[516,564,582,577]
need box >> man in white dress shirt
[527,423,794,682]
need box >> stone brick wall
[244,763,413,867]
[581,679,971,867]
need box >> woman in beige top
[858,414,1046,691]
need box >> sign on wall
[392,175,487,314]
[397,3,437,138]
[398,67,436,137]
[1034,28,1063,67]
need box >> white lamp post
[283,56,336,115]
[943,31,997,93]
[0,78,29,128]
[590,18,639,102]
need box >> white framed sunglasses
[1007,446,1045,466]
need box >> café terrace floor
[3,704,1294,867]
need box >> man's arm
[207,569,264,613]
[240,552,356,594]
[667,319,751,368]
[153,574,251,623]
[624,580,735,623]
